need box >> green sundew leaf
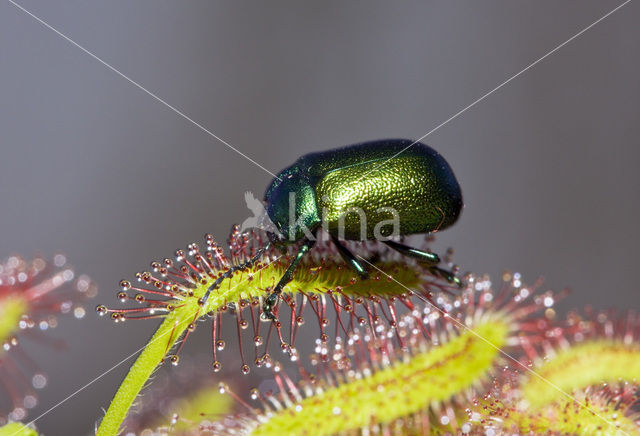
[0,422,38,436]
[253,319,510,436]
[522,341,640,408]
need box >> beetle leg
[428,266,463,288]
[383,240,462,288]
[382,240,440,264]
[200,243,271,306]
[262,239,316,321]
[330,235,369,280]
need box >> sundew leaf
[473,310,640,435]
[523,340,640,409]
[0,255,95,422]
[95,230,460,435]
[0,422,38,436]
[188,274,562,435]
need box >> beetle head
[264,169,320,242]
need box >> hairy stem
[96,309,190,436]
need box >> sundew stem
[252,318,510,436]
[522,340,640,409]
[97,255,422,436]
[96,310,189,436]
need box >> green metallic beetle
[202,139,463,320]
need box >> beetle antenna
[199,241,272,307]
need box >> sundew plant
[3,229,637,435]
[1,4,637,436]
[0,255,96,426]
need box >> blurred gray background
[1,1,638,434]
